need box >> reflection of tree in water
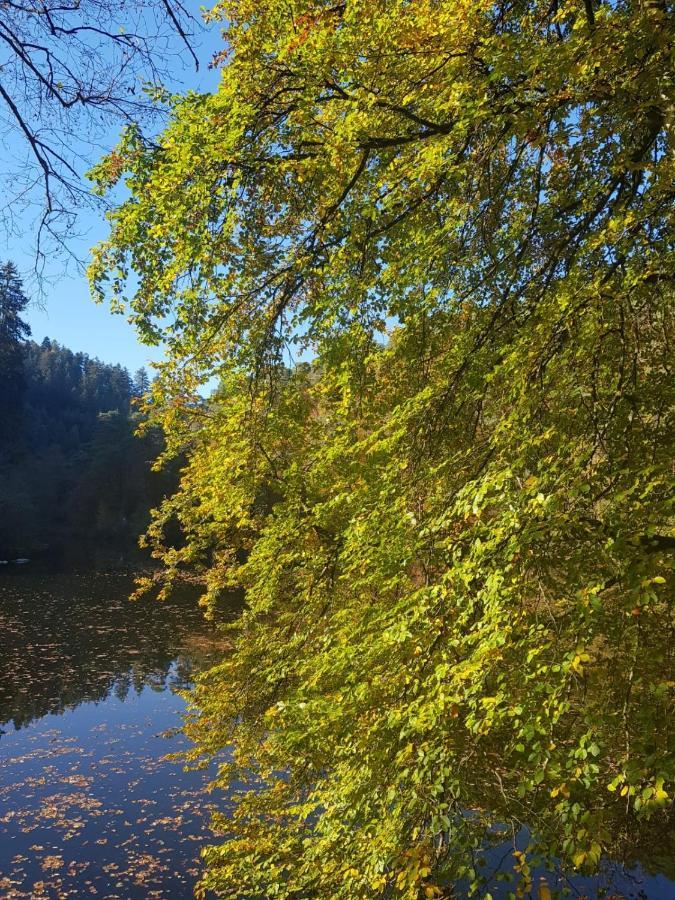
[470,810,675,894]
[0,573,227,733]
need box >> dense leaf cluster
[90,0,673,895]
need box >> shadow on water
[459,821,675,899]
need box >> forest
[0,262,170,564]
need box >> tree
[0,261,31,432]
[133,367,152,397]
[0,336,167,560]
[0,0,199,261]
[91,0,674,896]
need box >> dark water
[0,572,229,899]
[0,573,673,899]
[470,829,674,899]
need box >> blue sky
[4,7,223,374]
[16,225,165,375]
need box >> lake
[0,572,230,899]
[0,573,673,899]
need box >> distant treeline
[0,262,175,564]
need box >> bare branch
[0,0,202,264]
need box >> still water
[0,573,673,899]
[0,572,228,898]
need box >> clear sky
[4,6,223,374]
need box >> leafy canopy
[90,0,674,895]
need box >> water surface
[0,572,227,898]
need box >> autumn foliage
[90,0,674,895]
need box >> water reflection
[468,821,675,898]
[0,572,228,898]
[0,572,222,734]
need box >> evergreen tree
[133,367,151,397]
[0,336,171,561]
[0,262,31,435]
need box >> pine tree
[0,262,31,436]
[133,367,151,397]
